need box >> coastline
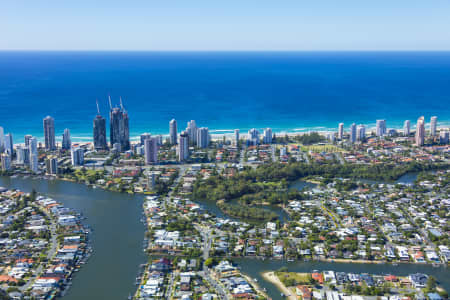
[10,122,450,145]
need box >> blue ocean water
[0,51,449,142]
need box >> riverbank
[0,175,147,300]
[262,271,296,300]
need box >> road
[20,205,58,292]
[199,270,230,300]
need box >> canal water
[0,176,147,300]
[1,174,448,300]
[234,258,450,299]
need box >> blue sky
[2,0,450,51]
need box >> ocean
[1,51,450,142]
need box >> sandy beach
[262,271,296,300]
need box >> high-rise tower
[43,116,56,150]
[109,96,130,151]
[415,116,425,146]
[169,119,178,145]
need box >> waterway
[1,174,448,300]
[234,258,450,299]
[0,176,147,300]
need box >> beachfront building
[197,127,210,148]
[338,123,344,140]
[43,116,56,151]
[140,133,151,146]
[404,120,410,136]
[234,129,240,145]
[178,131,189,161]
[71,146,84,166]
[247,128,259,146]
[356,124,365,141]
[430,116,437,136]
[350,123,357,143]
[263,128,273,144]
[169,119,178,145]
[415,116,425,146]
[144,137,159,164]
[186,120,198,145]
[62,128,71,150]
[376,119,386,137]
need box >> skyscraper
[122,109,130,151]
[144,137,159,164]
[1,153,11,171]
[197,127,210,148]
[109,97,130,151]
[140,133,151,146]
[234,129,240,146]
[376,120,386,137]
[356,125,365,141]
[186,120,198,145]
[93,115,107,151]
[0,126,4,152]
[248,128,259,146]
[439,129,449,144]
[4,133,13,155]
[43,116,56,150]
[16,146,28,165]
[30,154,38,173]
[28,137,37,156]
[338,123,344,140]
[263,128,273,144]
[71,147,84,166]
[62,128,71,150]
[430,116,437,136]
[415,116,425,146]
[24,135,33,147]
[169,119,178,145]
[45,156,58,175]
[178,131,189,161]
[28,137,38,172]
[403,120,410,136]
[350,123,357,143]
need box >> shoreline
[261,271,296,300]
[10,122,450,145]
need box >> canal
[233,258,450,299]
[1,173,448,300]
[0,176,147,300]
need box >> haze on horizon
[2,0,450,51]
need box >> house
[409,273,428,288]
[151,258,171,272]
[311,272,324,284]
[296,285,312,300]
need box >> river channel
[0,176,147,300]
[1,173,448,300]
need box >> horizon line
[1,49,450,53]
